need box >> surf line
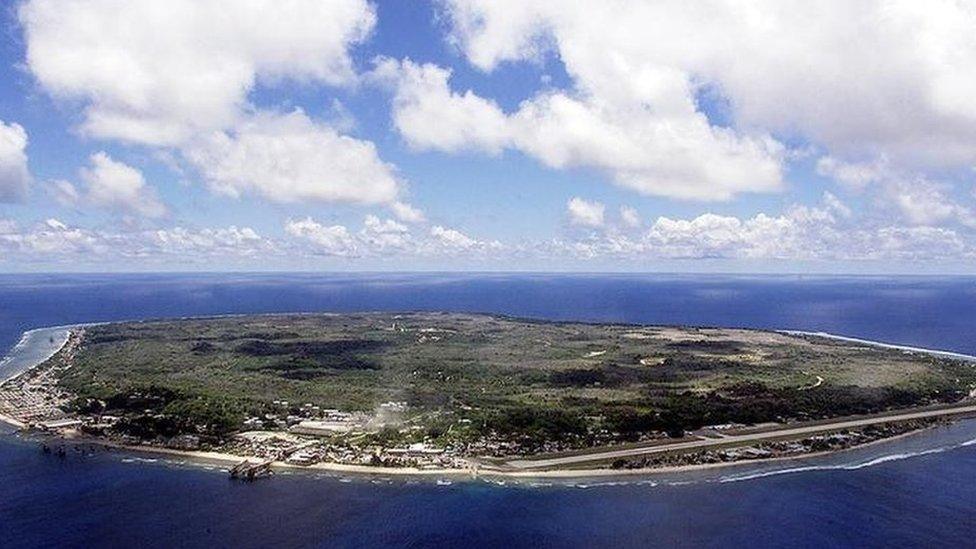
[779,330,976,363]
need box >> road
[504,403,976,470]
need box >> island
[2,312,976,478]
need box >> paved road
[505,403,976,470]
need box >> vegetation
[56,313,976,443]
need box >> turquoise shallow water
[1,273,975,548]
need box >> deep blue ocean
[1,273,975,548]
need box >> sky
[1,0,976,273]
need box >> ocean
[1,273,975,548]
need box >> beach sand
[25,421,948,482]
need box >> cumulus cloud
[643,213,971,261]
[19,0,412,215]
[429,225,478,249]
[566,197,605,227]
[647,213,791,259]
[619,206,641,229]
[19,0,376,146]
[361,215,410,251]
[391,201,426,223]
[816,156,889,189]
[443,1,976,171]
[817,155,976,228]
[5,193,976,267]
[149,226,268,256]
[0,120,31,202]
[183,110,400,205]
[638,196,859,260]
[373,58,510,154]
[540,192,976,262]
[284,217,359,257]
[282,216,500,258]
[380,57,783,200]
[77,152,168,218]
[10,218,101,255]
[0,218,272,262]
[884,179,976,228]
[821,191,851,219]
[373,0,976,204]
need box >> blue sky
[1,1,976,273]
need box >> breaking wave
[716,436,976,484]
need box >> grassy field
[56,313,976,443]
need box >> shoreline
[0,325,78,430]
[0,324,85,385]
[2,319,976,481]
[779,329,976,362]
[0,412,26,429]
[31,419,960,482]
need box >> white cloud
[373,58,510,154]
[361,215,410,251]
[0,218,272,262]
[150,226,269,256]
[509,93,784,200]
[443,1,976,171]
[78,152,167,218]
[20,0,420,216]
[619,206,641,229]
[648,214,748,258]
[381,56,783,200]
[817,155,976,228]
[183,110,400,206]
[884,178,976,228]
[821,191,852,219]
[637,196,861,260]
[873,227,968,260]
[391,201,426,223]
[414,0,976,209]
[430,225,478,249]
[283,215,499,258]
[0,120,31,202]
[47,179,81,208]
[566,197,605,227]
[19,0,376,146]
[4,195,976,267]
[0,218,100,255]
[816,156,888,189]
[284,217,358,257]
[540,192,976,262]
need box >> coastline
[0,324,81,385]
[780,330,976,362]
[0,324,78,430]
[0,412,26,429]
[2,319,976,481]
[40,419,960,482]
